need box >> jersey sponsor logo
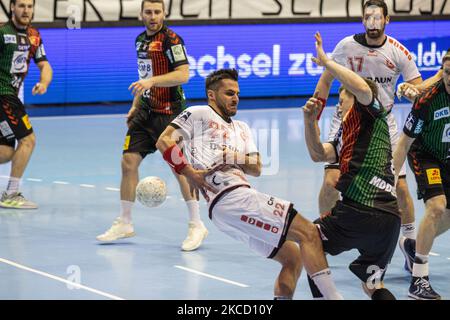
[171,44,186,62]
[137,58,152,79]
[21,115,32,130]
[28,36,39,47]
[150,41,162,52]
[240,215,279,234]
[3,34,16,44]
[0,121,14,138]
[177,110,192,122]
[426,168,442,185]
[10,51,29,73]
[123,135,131,150]
[434,107,450,120]
[405,113,416,132]
[414,119,424,135]
[367,49,377,57]
[17,45,30,51]
[369,176,396,197]
[366,76,393,84]
[385,59,396,70]
[442,123,450,142]
[35,44,46,59]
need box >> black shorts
[315,200,400,283]
[408,149,450,208]
[0,95,33,147]
[123,108,178,158]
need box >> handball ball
[136,176,167,207]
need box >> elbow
[310,154,324,163]
[253,165,262,177]
[155,136,165,152]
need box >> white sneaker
[181,222,208,251]
[96,217,135,242]
[0,192,38,209]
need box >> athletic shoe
[181,222,208,251]
[96,217,135,242]
[0,192,38,209]
[408,276,441,300]
[399,236,415,273]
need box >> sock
[186,200,201,223]
[307,274,324,298]
[310,268,344,300]
[120,200,134,224]
[6,177,21,195]
[412,254,429,278]
[273,296,292,300]
[401,223,416,239]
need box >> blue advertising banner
[24,21,450,104]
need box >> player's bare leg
[287,213,343,300]
[0,133,37,209]
[272,240,302,299]
[96,152,142,241]
[318,168,340,214]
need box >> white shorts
[325,108,407,176]
[210,187,295,258]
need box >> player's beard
[365,25,385,39]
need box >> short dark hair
[10,0,35,5]
[141,0,165,12]
[205,69,239,94]
[363,0,388,18]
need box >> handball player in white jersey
[156,68,343,300]
[315,0,422,272]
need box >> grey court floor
[1,104,449,300]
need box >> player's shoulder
[335,35,357,47]
[415,80,444,109]
[163,25,184,45]
[27,24,41,38]
[383,35,414,61]
[135,30,147,43]
[234,119,251,130]
[184,105,211,116]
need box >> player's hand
[311,32,329,67]
[32,82,47,95]
[396,82,420,101]
[126,106,138,128]
[303,92,323,121]
[129,79,154,96]
[182,167,219,200]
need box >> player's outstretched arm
[312,32,373,106]
[393,133,415,185]
[303,92,337,163]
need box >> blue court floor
[1,104,449,300]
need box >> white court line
[174,265,249,288]
[0,257,125,300]
[80,184,95,188]
[105,187,120,192]
[53,181,70,185]
[429,252,440,257]
[26,178,43,182]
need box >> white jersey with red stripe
[171,105,258,204]
[331,33,421,111]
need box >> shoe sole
[97,232,136,242]
[0,204,38,209]
[181,230,208,251]
[408,292,441,300]
[399,238,413,273]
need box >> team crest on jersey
[3,34,16,44]
[434,107,450,120]
[28,36,39,46]
[405,113,415,131]
[385,59,396,70]
[150,41,162,52]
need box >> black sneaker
[399,236,415,273]
[408,276,441,300]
